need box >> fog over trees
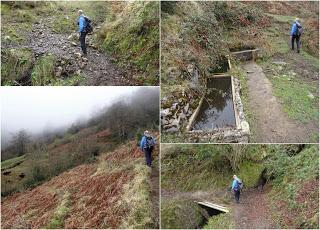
[1,87,159,159]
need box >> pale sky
[1,86,151,145]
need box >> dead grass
[1,137,156,228]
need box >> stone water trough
[186,57,250,143]
[230,47,260,61]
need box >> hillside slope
[161,1,319,142]
[1,1,159,86]
[1,140,159,229]
[161,144,319,229]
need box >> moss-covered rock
[161,198,205,229]
[238,161,265,188]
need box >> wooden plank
[196,201,229,213]
[186,95,205,131]
[228,58,232,70]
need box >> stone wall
[161,76,250,143]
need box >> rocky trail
[4,16,137,86]
[232,188,275,229]
[243,61,313,143]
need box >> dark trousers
[80,32,87,55]
[143,148,153,167]
[291,34,301,52]
[234,190,240,203]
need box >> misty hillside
[1,88,158,193]
[1,88,159,228]
[161,1,319,143]
[161,144,319,229]
[1,1,159,86]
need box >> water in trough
[192,76,236,130]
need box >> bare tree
[11,130,31,156]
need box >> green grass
[101,1,159,85]
[1,155,26,170]
[1,23,31,45]
[267,145,319,228]
[301,50,319,68]
[1,153,48,197]
[52,16,77,34]
[204,212,235,229]
[31,54,56,86]
[160,133,190,143]
[161,198,205,229]
[47,191,71,228]
[270,74,318,123]
[119,163,156,229]
[52,73,86,86]
[266,13,294,23]
[1,48,34,85]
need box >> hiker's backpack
[238,180,244,190]
[146,136,156,149]
[294,22,303,36]
[234,180,243,191]
[297,24,303,36]
[84,16,93,34]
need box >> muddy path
[232,188,275,229]
[4,16,137,86]
[243,61,313,143]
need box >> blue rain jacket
[291,22,299,36]
[232,179,238,190]
[79,15,86,32]
[140,135,148,150]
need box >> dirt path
[243,61,311,143]
[151,165,159,228]
[232,188,275,229]
[4,17,137,86]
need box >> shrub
[31,54,56,86]
[1,48,34,85]
[24,164,46,188]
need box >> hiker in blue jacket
[290,18,303,53]
[140,130,156,167]
[78,10,87,56]
[231,175,243,204]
